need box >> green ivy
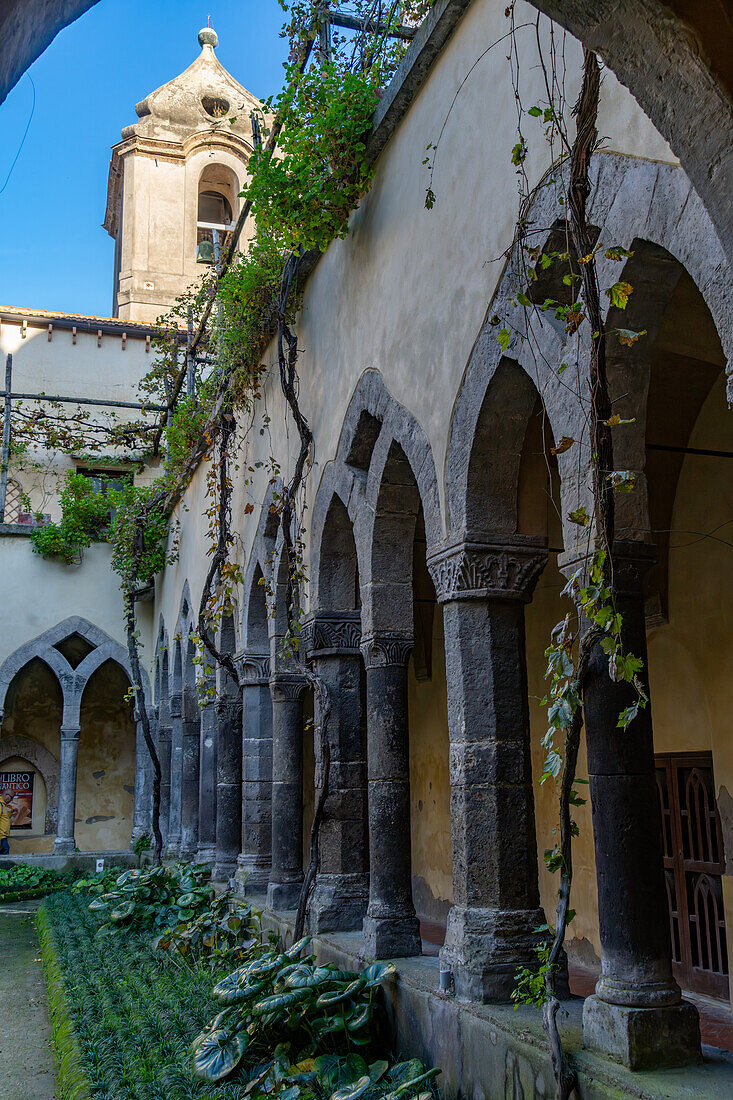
[244,64,381,254]
[29,472,114,564]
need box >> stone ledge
[255,897,733,1100]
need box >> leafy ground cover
[0,862,77,903]
[39,879,442,1100]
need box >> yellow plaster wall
[408,608,453,925]
[75,661,136,852]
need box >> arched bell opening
[196,163,238,264]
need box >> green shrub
[154,890,259,969]
[30,472,113,563]
[86,862,215,935]
[0,863,75,902]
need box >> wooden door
[655,752,729,999]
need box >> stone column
[196,679,218,864]
[54,724,80,855]
[157,698,172,849]
[427,535,549,1001]
[573,542,700,1069]
[305,613,369,933]
[236,654,272,893]
[267,673,306,910]
[131,707,155,847]
[180,681,200,860]
[165,687,183,858]
[214,665,243,883]
[361,634,421,958]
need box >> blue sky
[0,0,288,317]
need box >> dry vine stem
[197,411,240,686]
[125,583,163,864]
[272,252,334,940]
[541,49,615,1100]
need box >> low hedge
[1,884,69,904]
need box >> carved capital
[237,652,271,685]
[427,536,547,604]
[304,611,362,657]
[60,725,81,741]
[360,634,413,669]
[270,675,307,701]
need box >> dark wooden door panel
[655,752,729,1000]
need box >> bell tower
[103,27,261,323]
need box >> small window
[76,468,133,495]
[196,189,233,264]
[201,95,230,119]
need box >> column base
[164,839,181,861]
[583,994,701,1070]
[235,855,271,895]
[309,873,369,933]
[267,879,303,910]
[53,837,76,856]
[363,914,421,958]
[212,859,238,884]
[440,904,563,1003]
[195,845,216,866]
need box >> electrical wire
[0,74,36,197]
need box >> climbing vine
[16,2,428,871]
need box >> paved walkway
[0,901,58,1099]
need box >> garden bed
[38,889,243,1099]
[37,877,441,1100]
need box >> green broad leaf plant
[88,864,215,936]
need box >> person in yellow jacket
[0,789,12,854]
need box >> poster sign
[0,771,34,829]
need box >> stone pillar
[361,634,421,958]
[305,613,369,932]
[166,687,183,858]
[180,681,200,860]
[131,707,155,847]
[267,673,306,910]
[54,724,80,855]
[214,666,243,883]
[196,679,218,864]
[236,654,272,893]
[157,699,172,849]
[573,542,700,1069]
[427,535,549,1001]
